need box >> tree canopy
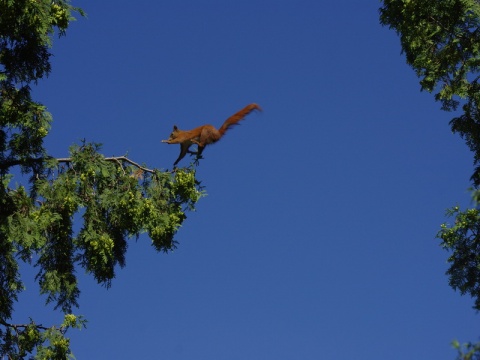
[0,1,202,358]
[380,0,480,358]
[380,0,480,183]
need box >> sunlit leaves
[1,145,204,360]
[0,174,23,321]
[452,339,480,360]
[0,0,83,177]
[380,0,480,96]
[0,314,87,359]
[0,0,203,358]
[380,0,480,184]
[0,0,83,83]
[381,2,480,357]
[437,204,480,309]
[4,142,204,304]
[382,0,480,312]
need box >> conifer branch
[0,156,156,174]
[56,155,155,174]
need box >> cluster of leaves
[438,205,480,309]
[1,143,203,358]
[5,143,202,313]
[0,0,82,177]
[379,1,480,358]
[0,0,204,358]
[453,339,480,360]
[380,0,480,183]
[1,314,86,359]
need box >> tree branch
[0,319,49,331]
[0,156,156,174]
[57,155,155,174]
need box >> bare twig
[106,156,154,174]
[0,156,156,174]
[0,319,49,331]
[57,156,155,174]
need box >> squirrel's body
[162,103,261,166]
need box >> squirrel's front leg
[190,139,203,146]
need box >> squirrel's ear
[173,125,178,130]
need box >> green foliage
[437,203,480,310]
[0,0,203,358]
[380,1,480,358]
[453,339,480,360]
[380,0,480,184]
[379,0,480,96]
[1,152,203,358]
[1,314,87,359]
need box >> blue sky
[13,1,479,359]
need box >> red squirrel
[162,103,261,167]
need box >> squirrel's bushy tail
[218,103,262,136]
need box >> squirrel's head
[167,125,179,140]
[161,125,181,143]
